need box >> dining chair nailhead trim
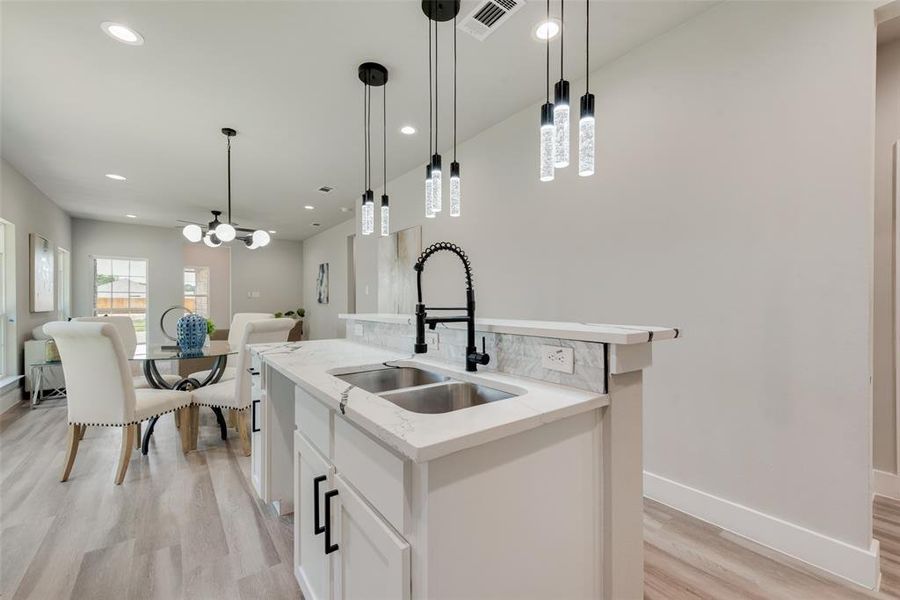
[190,401,250,411]
[68,403,192,428]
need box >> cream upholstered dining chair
[187,312,273,383]
[45,321,193,485]
[73,315,181,389]
[189,318,294,455]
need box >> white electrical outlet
[353,324,364,337]
[425,331,439,349]
[541,345,574,374]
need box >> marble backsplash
[345,318,607,394]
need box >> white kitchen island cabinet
[252,314,678,600]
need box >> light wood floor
[0,398,896,600]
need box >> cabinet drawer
[295,386,331,458]
[333,416,407,533]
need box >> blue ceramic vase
[176,313,208,354]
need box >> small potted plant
[274,307,304,340]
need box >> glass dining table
[131,340,239,454]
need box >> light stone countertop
[339,313,679,345]
[253,339,608,463]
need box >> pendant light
[359,63,387,235]
[553,0,570,169]
[449,11,461,217]
[423,0,460,217]
[579,0,595,177]
[425,20,435,218]
[540,0,555,182]
[180,128,271,249]
[381,74,390,236]
[431,20,442,213]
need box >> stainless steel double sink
[335,366,517,414]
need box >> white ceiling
[2,0,714,241]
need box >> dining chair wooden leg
[228,408,238,430]
[190,405,200,451]
[135,422,142,449]
[177,408,191,453]
[236,409,251,457]
[115,424,135,485]
[61,424,81,482]
[78,424,86,440]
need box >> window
[93,257,148,344]
[57,248,71,321]
[184,266,210,317]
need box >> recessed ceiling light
[534,20,560,41]
[125,214,137,219]
[400,125,416,135]
[105,173,127,181]
[340,207,351,213]
[101,22,144,46]
[304,205,315,210]
[268,230,276,234]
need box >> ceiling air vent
[318,185,334,193]
[458,0,523,41]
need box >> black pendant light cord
[545,0,550,102]
[383,83,387,194]
[559,0,564,79]
[434,20,438,154]
[367,84,372,190]
[428,19,433,159]
[585,0,589,91]
[363,82,368,191]
[453,13,457,162]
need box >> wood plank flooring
[0,397,897,599]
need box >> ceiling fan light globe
[215,222,236,242]
[252,230,271,247]
[203,232,222,248]
[182,224,203,243]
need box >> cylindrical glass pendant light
[450,161,460,217]
[540,103,555,182]
[381,195,390,236]
[425,165,435,218]
[554,81,570,168]
[579,94,595,177]
[539,0,555,182]
[553,0,569,168]
[360,194,366,233]
[431,154,442,212]
[364,190,374,235]
[579,0,594,177]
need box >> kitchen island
[249,314,677,600]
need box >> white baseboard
[874,469,900,500]
[0,384,23,415]
[644,471,881,590]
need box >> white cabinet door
[295,431,333,600]
[331,474,410,600]
[250,389,264,498]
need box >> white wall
[183,243,231,329]
[874,37,900,475]
[314,0,878,580]
[302,219,354,340]
[71,219,183,345]
[0,159,72,377]
[230,238,302,316]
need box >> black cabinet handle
[251,399,260,432]
[324,489,339,554]
[313,475,327,535]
